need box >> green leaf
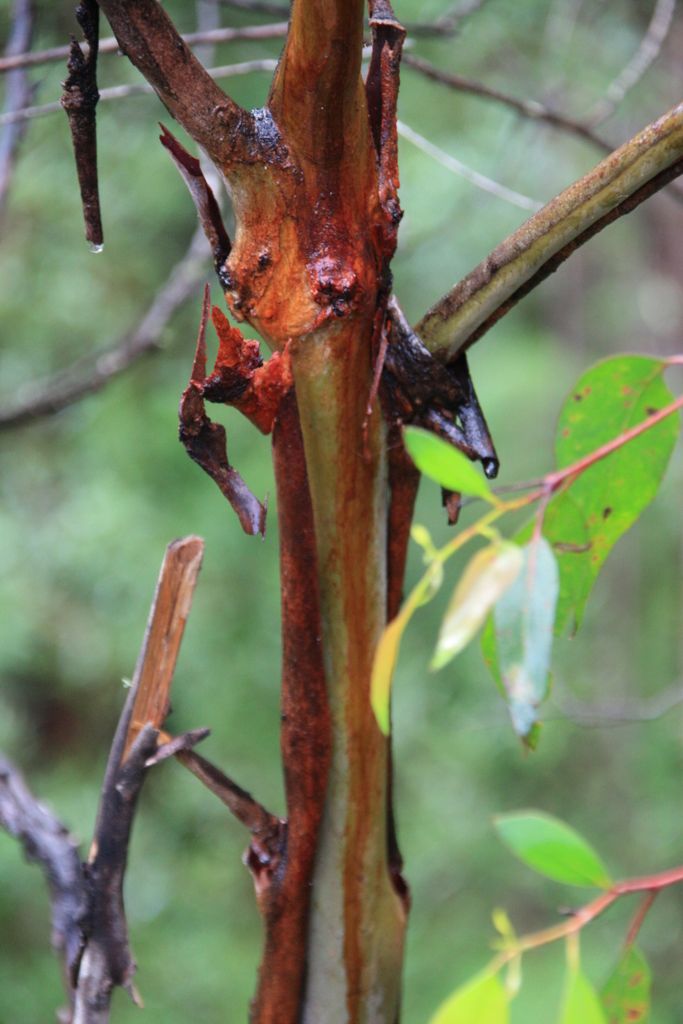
[404,427,497,502]
[494,811,612,888]
[493,537,558,740]
[559,969,608,1024]
[601,945,651,1024]
[431,543,523,670]
[429,970,509,1024]
[550,355,679,633]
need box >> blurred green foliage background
[1,0,682,1020]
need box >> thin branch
[587,0,677,125]
[0,23,288,74]
[495,861,683,965]
[554,681,683,727]
[0,754,87,1010]
[171,744,282,840]
[218,0,288,14]
[397,118,541,211]
[217,0,488,36]
[0,59,278,128]
[402,54,610,152]
[416,102,683,360]
[402,53,683,205]
[0,225,208,430]
[624,891,657,947]
[405,0,490,37]
[0,0,35,220]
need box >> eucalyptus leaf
[494,811,612,888]
[550,355,679,633]
[559,969,608,1024]
[432,543,523,670]
[601,945,651,1023]
[429,970,509,1024]
[404,427,497,502]
[493,537,558,741]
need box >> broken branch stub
[382,297,499,477]
[61,0,103,248]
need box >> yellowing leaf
[371,614,405,735]
[601,945,651,1023]
[429,970,509,1024]
[431,543,523,670]
[559,969,608,1024]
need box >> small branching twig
[493,863,683,967]
[61,0,103,249]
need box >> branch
[171,745,281,841]
[0,754,87,1012]
[74,537,205,1021]
[0,0,35,221]
[61,0,103,249]
[93,0,250,168]
[0,23,289,75]
[496,861,683,963]
[416,102,683,360]
[0,225,208,430]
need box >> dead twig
[74,537,206,1021]
[0,0,35,221]
[61,0,103,249]
[0,754,87,1016]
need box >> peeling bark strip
[159,124,231,280]
[179,287,267,536]
[61,0,102,248]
